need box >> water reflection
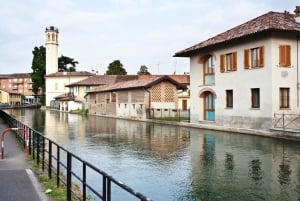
[4,109,300,201]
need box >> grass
[31,159,68,201]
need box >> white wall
[189,34,300,129]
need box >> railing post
[67,152,72,201]
[37,134,40,165]
[107,178,111,201]
[56,146,60,188]
[42,137,45,171]
[82,162,86,201]
[283,112,285,129]
[28,129,32,155]
[103,176,107,201]
[48,141,52,179]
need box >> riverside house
[174,7,300,130]
[87,75,187,119]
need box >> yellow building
[0,88,22,105]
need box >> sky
[0,0,298,75]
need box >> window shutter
[232,52,237,71]
[286,45,291,67]
[220,54,225,73]
[258,46,264,67]
[244,49,250,69]
[279,45,291,67]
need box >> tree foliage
[31,46,46,96]
[106,60,127,75]
[137,65,151,75]
[58,55,78,72]
[30,45,78,105]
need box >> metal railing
[0,110,152,201]
[273,113,300,131]
[148,108,190,122]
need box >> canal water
[5,109,300,201]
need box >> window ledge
[279,108,291,110]
[250,108,260,110]
[225,107,233,109]
[198,84,215,87]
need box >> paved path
[0,117,50,201]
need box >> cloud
[0,0,298,75]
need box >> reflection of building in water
[189,131,300,200]
[88,116,190,159]
[43,111,86,143]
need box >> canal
[5,108,300,201]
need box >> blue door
[204,92,215,121]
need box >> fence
[148,108,190,122]
[0,110,152,201]
[273,113,300,131]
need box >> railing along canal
[273,113,300,131]
[0,110,152,201]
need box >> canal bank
[89,113,300,141]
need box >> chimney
[294,6,300,16]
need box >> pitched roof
[0,88,22,95]
[45,71,94,77]
[138,75,190,84]
[89,75,186,93]
[66,75,138,86]
[174,10,300,57]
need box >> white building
[174,8,300,130]
[44,26,93,107]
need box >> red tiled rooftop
[46,71,94,77]
[175,10,300,57]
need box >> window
[204,56,215,84]
[244,46,264,68]
[182,99,188,110]
[226,90,233,108]
[220,52,237,72]
[251,88,260,108]
[279,45,291,67]
[280,88,290,108]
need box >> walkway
[0,118,50,201]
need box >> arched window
[204,55,215,85]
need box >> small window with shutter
[220,52,237,73]
[279,45,291,67]
[244,46,264,69]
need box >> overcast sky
[0,0,297,75]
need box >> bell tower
[45,26,59,75]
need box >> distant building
[174,7,300,130]
[0,88,22,105]
[0,73,40,103]
[87,75,186,118]
[44,26,94,107]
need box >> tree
[31,45,79,105]
[106,60,127,75]
[137,65,151,75]
[58,55,79,72]
[31,46,46,104]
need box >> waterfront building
[44,26,93,107]
[0,88,22,105]
[174,7,300,130]
[0,73,39,103]
[87,75,186,118]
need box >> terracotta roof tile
[46,71,94,77]
[67,75,138,86]
[89,75,186,93]
[175,11,300,57]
